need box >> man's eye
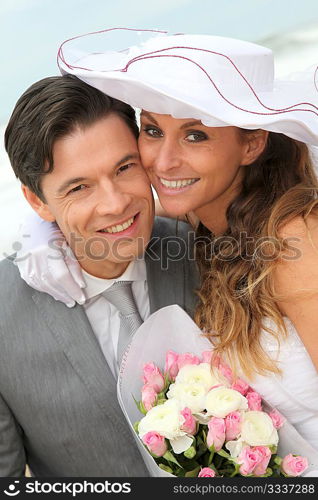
[186,131,208,142]
[142,126,163,138]
[117,163,134,174]
[68,184,86,194]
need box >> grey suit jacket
[0,217,199,477]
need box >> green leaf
[230,463,241,477]
[163,372,171,391]
[156,398,167,406]
[216,449,231,459]
[132,394,140,411]
[274,456,283,466]
[184,446,196,459]
[158,463,174,474]
[133,421,140,433]
[208,451,214,465]
[185,466,201,477]
[139,400,148,415]
[163,451,183,468]
[132,394,147,415]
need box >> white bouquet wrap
[117,305,318,477]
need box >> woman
[16,30,318,447]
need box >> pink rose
[180,407,197,435]
[246,391,262,411]
[142,362,165,393]
[212,355,233,383]
[225,411,241,441]
[207,417,226,451]
[198,467,216,477]
[231,378,250,395]
[269,409,286,430]
[142,431,168,457]
[252,446,272,476]
[177,352,200,370]
[164,350,179,381]
[281,454,309,477]
[238,446,261,476]
[201,350,213,364]
[141,384,157,412]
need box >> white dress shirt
[82,257,149,378]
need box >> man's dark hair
[4,75,139,201]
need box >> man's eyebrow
[114,153,140,168]
[56,154,140,195]
[57,177,87,195]
[140,111,203,130]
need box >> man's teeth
[100,216,135,234]
[160,178,198,188]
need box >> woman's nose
[152,139,183,175]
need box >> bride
[15,30,318,449]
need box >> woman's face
[138,111,261,223]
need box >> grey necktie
[102,281,143,366]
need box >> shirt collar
[81,256,147,301]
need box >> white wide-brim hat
[58,28,318,145]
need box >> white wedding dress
[245,317,318,452]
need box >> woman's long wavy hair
[194,131,318,379]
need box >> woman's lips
[157,176,199,195]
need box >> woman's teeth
[160,178,198,189]
[100,216,135,234]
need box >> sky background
[0,0,318,256]
[1,0,318,123]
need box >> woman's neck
[194,197,230,236]
[193,177,243,236]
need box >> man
[1,75,198,477]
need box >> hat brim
[58,30,318,146]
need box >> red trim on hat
[57,29,318,119]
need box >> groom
[0,75,198,476]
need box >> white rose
[225,438,244,458]
[167,382,206,413]
[241,411,279,447]
[205,386,248,418]
[138,399,185,440]
[175,363,225,390]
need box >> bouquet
[117,305,318,477]
[134,350,308,477]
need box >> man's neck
[79,259,130,280]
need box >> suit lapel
[145,217,200,317]
[31,290,117,413]
[145,234,185,314]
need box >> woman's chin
[160,200,192,219]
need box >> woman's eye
[186,131,208,142]
[141,125,163,138]
[68,184,86,194]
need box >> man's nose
[95,184,132,217]
[153,138,183,175]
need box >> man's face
[25,115,154,279]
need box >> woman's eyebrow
[180,120,203,129]
[140,111,158,125]
[141,111,203,130]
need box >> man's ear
[21,185,55,222]
[241,130,269,166]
